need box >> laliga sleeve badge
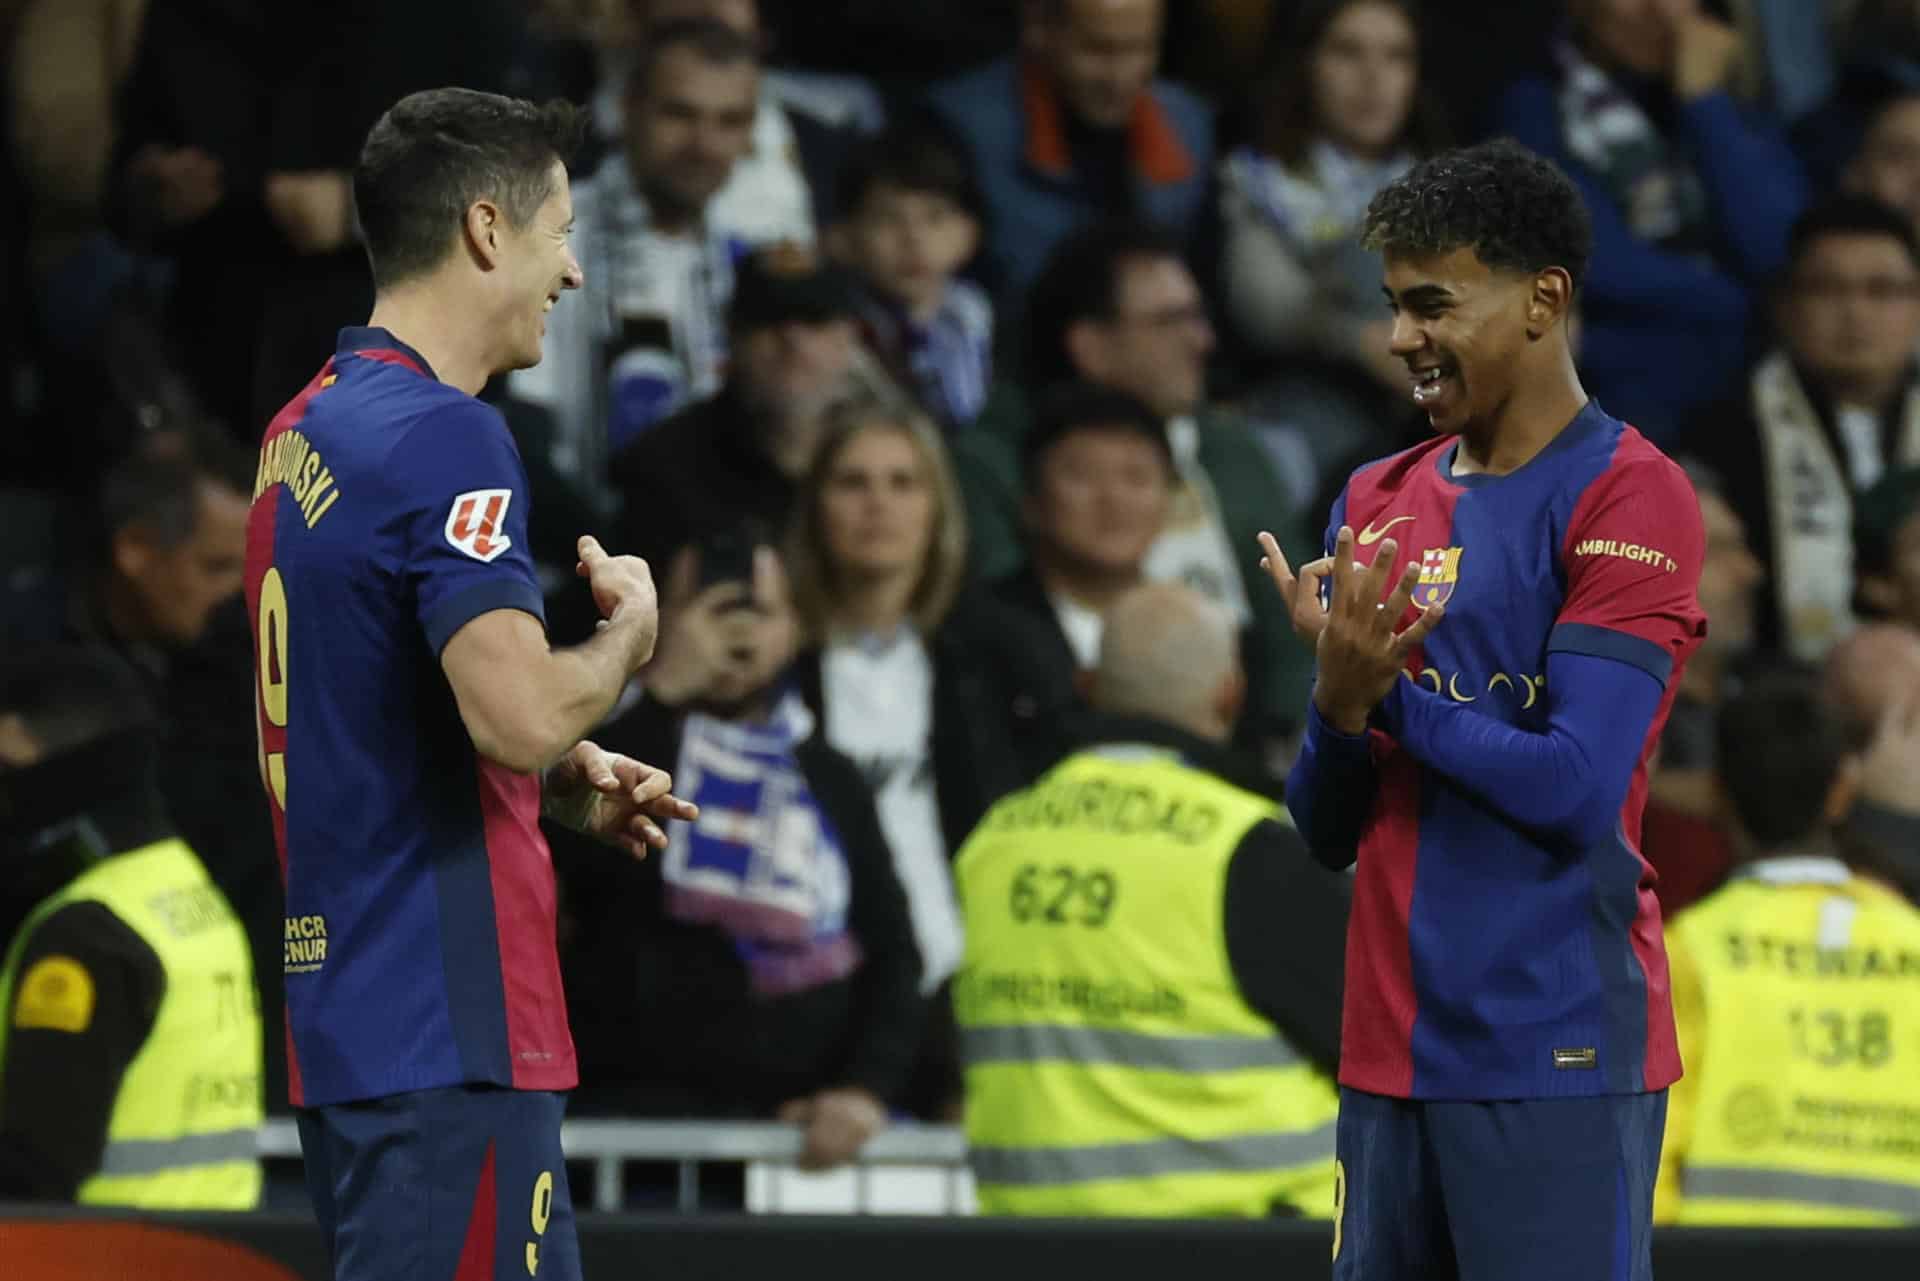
[445,488,513,563]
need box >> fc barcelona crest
[1414,547,1462,608]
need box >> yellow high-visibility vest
[953,744,1340,1218]
[0,838,263,1209]
[1659,857,1920,1225]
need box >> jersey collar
[1733,854,1852,886]
[335,326,438,381]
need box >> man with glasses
[1693,195,1920,663]
[955,219,1311,770]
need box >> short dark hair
[834,118,982,223]
[1362,138,1594,292]
[354,88,586,291]
[627,17,760,102]
[0,647,156,758]
[1022,380,1173,488]
[1716,672,1853,851]
[97,427,254,556]
[1785,193,1920,276]
[1023,220,1186,387]
[1253,0,1449,170]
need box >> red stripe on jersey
[453,1141,498,1281]
[474,759,579,1091]
[1624,731,1681,1090]
[354,347,427,377]
[247,360,332,1109]
[1340,737,1422,1096]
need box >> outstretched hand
[1309,526,1444,734]
[544,740,698,859]
[1258,530,1338,647]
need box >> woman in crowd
[1216,0,1447,512]
[785,394,1077,1117]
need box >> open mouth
[1409,360,1457,409]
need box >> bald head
[1094,582,1242,740]
[1822,623,1920,735]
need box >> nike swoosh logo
[1356,515,1414,545]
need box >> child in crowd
[829,124,993,430]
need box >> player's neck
[366,292,496,397]
[1453,353,1587,477]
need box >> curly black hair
[1361,138,1594,292]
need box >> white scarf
[1751,352,1920,662]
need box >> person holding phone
[551,537,926,1176]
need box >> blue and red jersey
[1290,402,1706,1100]
[243,326,576,1108]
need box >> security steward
[0,647,262,1207]
[953,582,1348,1217]
[1656,673,1920,1225]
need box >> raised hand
[1258,530,1337,647]
[1311,526,1444,733]
[543,740,699,859]
[576,535,658,668]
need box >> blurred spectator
[1217,0,1447,499]
[923,0,1213,296]
[1842,90,1920,239]
[0,647,261,1207]
[107,0,525,436]
[511,17,762,514]
[1823,623,1920,908]
[0,429,284,1110]
[609,244,870,578]
[991,382,1172,682]
[1492,0,1807,443]
[7,0,147,356]
[761,1,1019,107]
[1641,458,1764,916]
[952,582,1345,1217]
[1856,464,1920,629]
[957,221,1314,760]
[1692,196,1920,663]
[786,397,1076,1115]
[1656,672,1920,1225]
[827,123,994,430]
[557,543,923,1171]
[594,0,856,245]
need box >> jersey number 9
[256,567,290,810]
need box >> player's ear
[464,199,504,269]
[1527,268,1573,339]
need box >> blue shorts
[1332,1087,1667,1281]
[296,1085,580,1281]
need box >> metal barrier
[258,1117,972,1213]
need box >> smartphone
[696,527,760,595]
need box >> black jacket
[555,688,926,1116]
[0,731,175,1201]
[792,588,1085,854]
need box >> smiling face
[1381,246,1558,437]
[498,159,584,372]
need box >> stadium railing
[258,1116,974,1213]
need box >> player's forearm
[1284,702,1377,870]
[527,617,652,765]
[1374,652,1663,849]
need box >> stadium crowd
[2,0,1920,1228]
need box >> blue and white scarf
[1554,37,1707,249]
[1223,140,1412,257]
[661,692,863,996]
